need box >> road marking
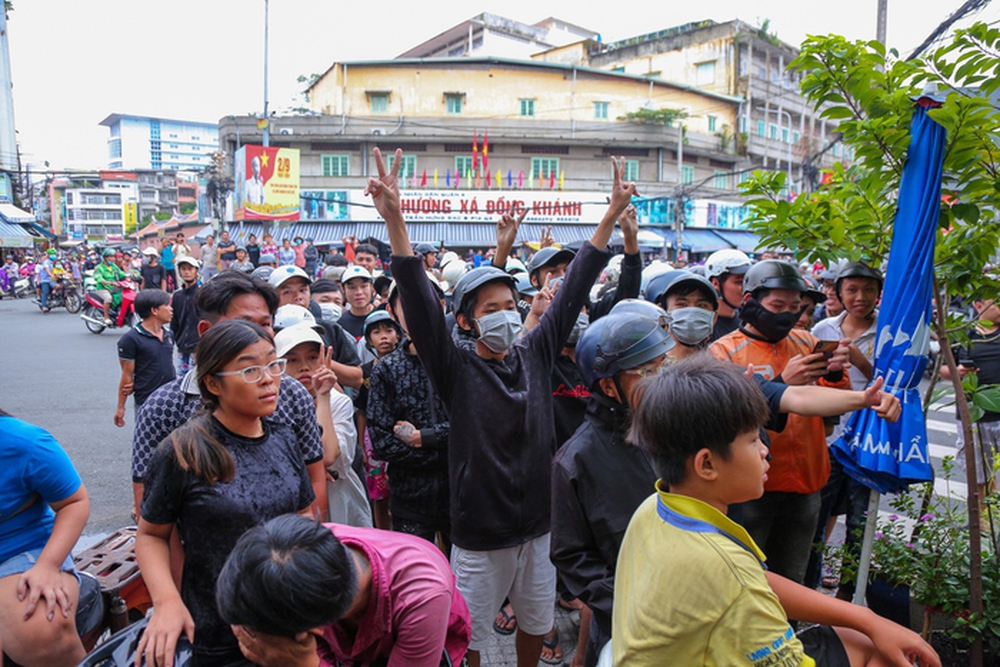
[926,419,957,435]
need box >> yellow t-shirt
[612,483,815,667]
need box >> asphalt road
[0,295,135,536]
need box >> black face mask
[739,297,802,342]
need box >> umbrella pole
[852,488,881,606]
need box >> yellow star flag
[434,169,439,187]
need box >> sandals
[540,628,563,665]
[492,603,517,635]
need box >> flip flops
[492,604,517,635]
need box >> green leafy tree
[616,107,688,126]
[739,24,1000,663]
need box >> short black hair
[326,254,349,267]
[354,243,379,258]
[195,271,279,324]
[135,288,171,319]
[311,279,342,295]
[458,281,518,330]
[664,284,715,308]
[629,354,769,486]
[216,515,357,637]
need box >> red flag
[549,170,555,189]
[483,131,489,171]
[421,169,427,187]
[472,131,479,171]
[486,170,492,188]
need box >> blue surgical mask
[474,309,523,353]
[668,307,715,346]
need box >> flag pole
[852,489,881,605]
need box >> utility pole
[262,0,270,147]
[675,123,685,263]
[877,0,888,44]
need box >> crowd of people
[0,148,950,667]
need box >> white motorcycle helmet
[273,304,323,333]
[705,249,753,280]
[639,260,674,295]
[603,254,625,283]
[441,258,469,291]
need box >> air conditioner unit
[371,129,384,135]
[278,128,293,135]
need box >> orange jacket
[710,328,851,495]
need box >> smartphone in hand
[813,340,839,360]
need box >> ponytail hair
[168,320,274,484]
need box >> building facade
[99,113,219,171]
[544,19,849,192]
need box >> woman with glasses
[135,320,315,667]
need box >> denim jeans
[40,281,51,308]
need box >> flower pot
[865,575,911,628]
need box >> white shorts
[451,533,556,651]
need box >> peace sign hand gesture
[496,204,527,259]
[365,148,403,224]
[608,156,638,218]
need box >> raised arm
[591,157,638,250]
[491,205,527,269]
[366,148,411,257]
[777,376,901,422]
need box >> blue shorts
[0,547,80,584]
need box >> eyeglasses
[624,356,667,378]
[214,358,287,383]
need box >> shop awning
[0,203,35,225]
[0,219,34,248]
[652,227,732,253]
[710,228,763,254]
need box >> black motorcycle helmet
[576,312,674,389]
[834,261,883,302]
[742,260,808,297]
[451,266,518,325]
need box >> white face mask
[668,307,715,346]
[318,303,343,322]
[474,309,523,353]
[566,311,590,346]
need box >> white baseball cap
[273,304,323,333]
[275,323,324,358]
[340,265,373,284]
[141,247,159,257]
[176,255,201,269]
[269,265,312,289]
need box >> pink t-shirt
[316,524,470,667]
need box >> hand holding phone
[813,339,839,360]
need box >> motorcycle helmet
[273,304,322,333]
[363,309,402,340]
[527,247,575,279]
[576,312,674,388]
[834,261,883,301]
[610,298,670,330]
[646,270,719,310]
[451,266,517,317]
[705,248,752,280]
[742,260,808,296]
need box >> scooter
[80,280,138,334]
[13,276,31,299]
[33,278,82,313]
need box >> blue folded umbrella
[831,102,943,494]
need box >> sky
[6,0,1000,171]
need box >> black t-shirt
[712,312,741,342]
[217,241,237,261]
[246,243,261,267]
[117,325,175,405]
[141,417,314,660]
[339,308,372,340]
[954,329,1000,421]
[140,263,167,291]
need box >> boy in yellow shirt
[612,356,939,667]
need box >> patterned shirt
[132,370,323,482]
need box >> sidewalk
[481,604,582,666]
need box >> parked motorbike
[13,276,31,299]
[33,279,82,313]
[80,280,138,334]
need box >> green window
[520,98,536,117]
[531,157,559,181]
[321,154,349,177]
[387,154,417,180]
[594,101,609,120]
[370,94,388,113]
[455,156,473,176]
[769,123,778,140]
[714,171,729,190]
[757,120,765,137]
[781,127,790,143]
[624,160,639,182]
[792,131,800,145]
[740,115,748,133]
[446,95,463,114]
[707,115,717,133]
[681,165,694,185]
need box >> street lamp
[755,107,794,191]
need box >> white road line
[926,419,957,434]
[934,477,968,501]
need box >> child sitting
[612,355,939,667]
[275,323,372,527]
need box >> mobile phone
[813,340,839,359]
[959,358,978,369]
